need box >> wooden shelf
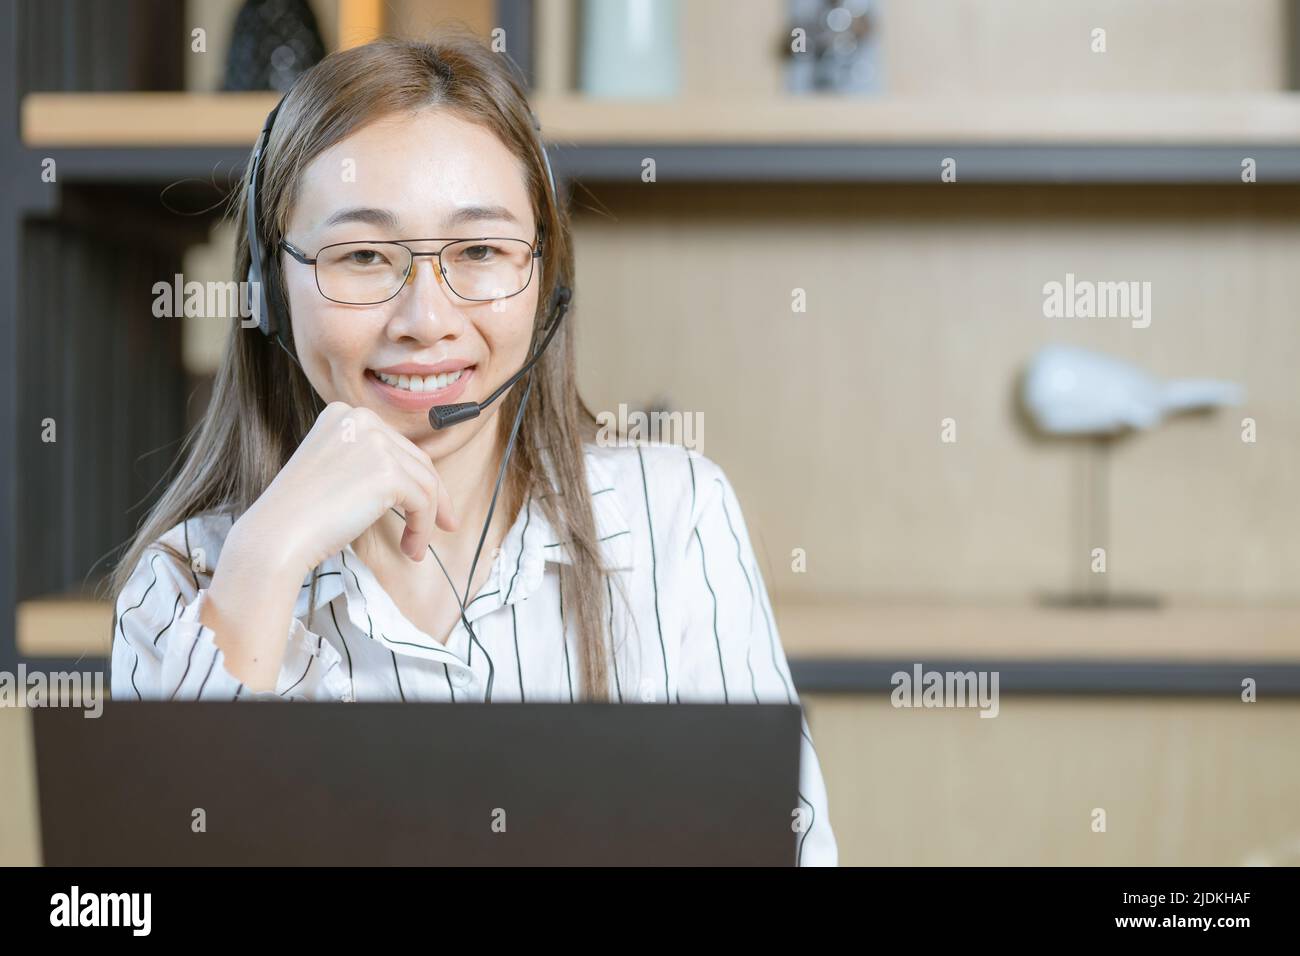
[773,599,1300,662]
[19,594,1300,661]
[22,594,1300,695]
[774,599,1300,696]
[24,92,1300,147]
[21,92,1300,184]
[23,92,279,147]
[17,598,113,659]
[538,93,1300,146]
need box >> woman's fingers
[304,402,462,559]
[388,445,458,558]
[433,477,459,533]
[377,421,461,533]
[390,464,437,561]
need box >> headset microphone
[429,285,570,430]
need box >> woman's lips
[365,366,475,411]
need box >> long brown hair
[111,33,612,699]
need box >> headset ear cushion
[541,285,571,333]
[263,257,279,338]
[246,264,271,338]
[544,292,561,332]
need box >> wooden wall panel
[804,694,1300,866]
[535,0,1290,97]
[881,0,1289,94]
[569,183,1300,603]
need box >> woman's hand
[201,401,459,692]
[244,401,460,575]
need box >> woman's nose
[405,255,442,294]
[390,256,464,338]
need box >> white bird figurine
[1022,345,1245,436]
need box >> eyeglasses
[279,237,541,305]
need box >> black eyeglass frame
[278,235,544,305]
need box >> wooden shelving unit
[778,600,1300,695]
[777,599,1300,661]
[22,91,280,146]
[17,599,113,659]
[26,91,1300,146]
[8,0,1300,694]
[19,594,1300,695]
[8,0,1300,874]
[21,91,1300,183]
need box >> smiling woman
[106,31,836,866]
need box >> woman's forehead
[290,109,534,237]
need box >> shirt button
[450,669,472,690]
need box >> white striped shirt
[111,442,837,865]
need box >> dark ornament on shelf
[223,0,326,93]
[782,0,881,95]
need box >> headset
[242,66,572,703]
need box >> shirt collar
[295,444,633,618]
[529,445,633,568]
[492,445,634,607]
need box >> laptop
[33,701,802,866]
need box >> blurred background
[3,0,1300,865]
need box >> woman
[110,33,836,866]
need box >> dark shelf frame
[789,658,1300,697]
[1,0,22,676]
[2,0,22,675]
[20,143,1300,186]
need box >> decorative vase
[580,0,680,98]
[223,0,326,93]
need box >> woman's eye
[459,244,496,262]
[347,248,388,266]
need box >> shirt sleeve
[110,543,349,703]
[676,455,839,867]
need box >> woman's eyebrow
[445,204,519,228]
[317,204,520,233]
[321,207,401,230]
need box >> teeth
[376,369,465,392]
